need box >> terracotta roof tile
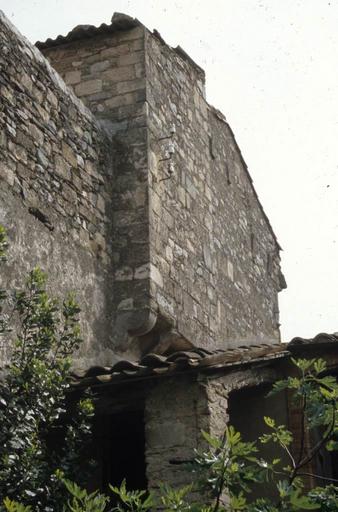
[71,343,289,388]
[35,13,141,49]
[289,332,338,346]
[70,332,338,388]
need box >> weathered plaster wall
[0,12,115,367]
[146,32,285,349]
[144,376,214,493]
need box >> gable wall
[145,32,284,349]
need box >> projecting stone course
[41,21,158,355]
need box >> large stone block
[102,65,135,82]
[75,79,102,97]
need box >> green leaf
[201,430,222,449]
[290,490,320,510]
[264,417,275,428]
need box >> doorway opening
[228,383,288,500]
[91,409,148,498]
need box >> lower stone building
[72,333,338,498]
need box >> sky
[1,0,337,342]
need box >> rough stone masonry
[0,11,286,369]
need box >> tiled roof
[36,13,141,49]
[289,332,338,348]
[71,343,288,388]
[70,332,338,388]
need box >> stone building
[0,10,337,499]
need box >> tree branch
[298,406,336,471]
[298,472,338,484]
[297,392,307,465]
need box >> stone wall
[1,11,285,364]
[0,12,115,367]
[145,376,214,493]
[146,31,285,349]
[144,366,282,496]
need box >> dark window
[90,409,147,499]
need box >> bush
[0,227,93,511]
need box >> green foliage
[62,479,109,512]
[309,485,338,511]
[0,228,93,511]
[260,417,293,448]
[194,427,268,506]
[3,498,32,512]
[159,484,195,512]
[0,225,9,334]
[0,225,8,261]
[110,480,153,512]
